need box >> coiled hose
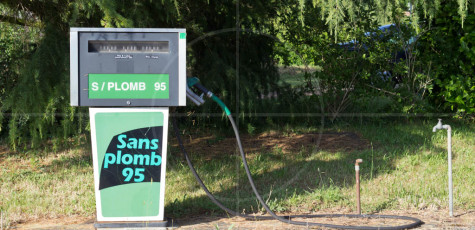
[172,95,423,229]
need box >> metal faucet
[433,118,450,132]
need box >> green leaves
[439,75,475,114]
[421,2,475,116]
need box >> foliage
[279,0,474,117]
[312,0,473,39]
[419,2,475,116]
[0,0,474,149]
[1,24,87,150]
[184,1,284,121]
[0,0,289,149]
[278,1,422,117]
[0,24,33,106]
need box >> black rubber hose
[172,117,276,220]
[226,114,422,229]
[172,116,423,229]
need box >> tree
[420,1,475,116]
[281,0,474,116]
[0,0,287,149]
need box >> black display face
[88,41,170,53]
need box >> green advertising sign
[90,108,168,221]
[88,74,169,99]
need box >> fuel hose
[173,93,423,229]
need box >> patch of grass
[278,65,320,88]
[0,144,94,228]
[1,118,473,228]
[165,118,475,217]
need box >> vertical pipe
[434,119,455,217]
[356,170,361,215]
[447,127,453,217]
[355,159,363,215]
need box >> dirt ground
[175,131,371,158]
[11,209,475,229]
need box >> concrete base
[95,220,169,229]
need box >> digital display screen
[88,41,169,53]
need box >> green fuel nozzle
[186,77,231,115]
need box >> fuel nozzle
[186,77,231,115]
[186,85,205,106]
[186,77,207,106]
[187,77,213,98]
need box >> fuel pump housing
[70,28,186,228]
[70,28,186,107]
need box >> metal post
[447,127,453,217]
[355,159,363,215]
[432,119,454,217]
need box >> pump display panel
[88,41,170,53]
[70,28,186,107]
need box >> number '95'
[154,82,166,91]
[123,167,145,182]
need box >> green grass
[165,118,475,217]
[0,144,95,229]
[1,118,474,228]
[278,65,320,88]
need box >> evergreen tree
[0,0,286,149]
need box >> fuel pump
[70,28,186,228]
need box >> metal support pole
[447,127,453,217]
[433,119,454,217]
[355,159,363,215]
